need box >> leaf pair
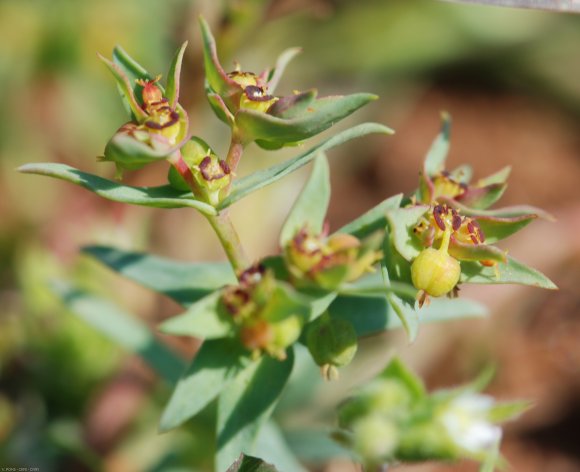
[199,16,379,148]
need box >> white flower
[440,393,502,454]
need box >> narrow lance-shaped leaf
[52,281,186,385]
[442,197,554,221]
[18,163,217,215]
[477,166,511,187]
[488,400,531,423]
[235,93,379,146]
[472,214,536,244]
[159,291,232,339]
[83,245,235,306]
[382,266,419,342]
[112,44,154,90]
[199,16,237,97]
[424,111,451,176]
[220,123,393,209]
[98,54,148,122]
[267,47,302,93]
[216,350,295,471]
[381,357,426,401]
[280,154,330,246]
[460,255,557,289]
[159,339,251,432]
[207,91,235,125]
[457,183,507,210]
[165,41,187,108]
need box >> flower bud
[351,416,398,464]
[169,138,231,205]
[220,266,306,360]
[307,314,357,380]
[285,227,381,290]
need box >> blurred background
[1,0,580,470]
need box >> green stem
[205,211,249,275]
[339,281,418,300]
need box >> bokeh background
[1,0,580,470]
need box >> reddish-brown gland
[199,156,231,182]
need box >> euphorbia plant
[19,17,555,472]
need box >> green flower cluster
[337,358,528,469]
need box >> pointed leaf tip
[166,40,188,108]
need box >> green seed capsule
[307,314,358,376]
[411,247,460,297]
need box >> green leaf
[166,41,187,108]
[385,205,429,261]
[220,123,393,209]
[112,44,154,90]
[381,357,426,401]
[83,245,235,306]
[460,255,557,289]
[280,154,330,246]
[226,454,279,472]
[159,339,250,432]
[475,215,537,244]
[336,194,403,239]
[449,241,507,263]
[305,290,337,322]
[381,265,419,341]
[99,53,148,122]
[443,199,553,221]
[387,291,419,341]
[488,400,531,423]
[254,422,308,472]
[268,90,317,120]
[267,47,302,93]
[53,281,186,384]
[458,183,507,210]
[207,92,235,125]
[216,351,294,471]
[18,163,217,215]
[160,292,232,339]
[284,429,355,463]
[328,293,487,338]
[424,112,451,176]
[235,93,379,146]
[476,166,511,187]
[199,16,237,98]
